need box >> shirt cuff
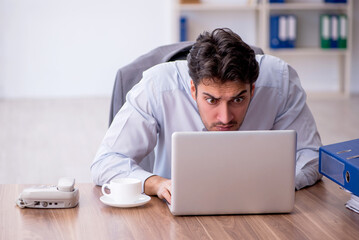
[295,169,323,190]
[295,171,309,190]
[127,169,155,193]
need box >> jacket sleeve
[272,64,323,190]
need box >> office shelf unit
[173,0,353,95]
[260,0,353,95]
[174,0,259,45]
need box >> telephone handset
[16,177,79,208]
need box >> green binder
[338,14,347,49]
[320,14,330,49]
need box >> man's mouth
[214,125,235,131]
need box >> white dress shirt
[91,55,322,190]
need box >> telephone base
[16,179,79,209]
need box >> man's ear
[190,80,197,101]
[250,84,255,99]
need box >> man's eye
[206,98,218,105]
[233,97,244,103]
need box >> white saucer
[100,194,151,208]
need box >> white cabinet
[173,0,353,95]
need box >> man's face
[191,79,254,131]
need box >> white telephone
[16,177,79,209]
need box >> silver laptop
[169,130,296,215]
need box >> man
[91,28,322,204]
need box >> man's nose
[217,104,234,124]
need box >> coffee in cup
[101,178,142,203]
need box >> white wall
[0,0,358,98]
[0,0,174,98]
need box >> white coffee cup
[101,178,142,203]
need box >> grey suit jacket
[109,41,264,126]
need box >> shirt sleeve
[272,63,323,190]
[90,74,159,192]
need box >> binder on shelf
[270,14,296,49]
[269,0,285,3]
[270,15,281,49]
[278,15,287,47]
[180,16,187,42]
[338,14,347,49]
[270,15,279,48]
[319,139,359,197]
[320,14,347,49]
[320,14,331,49]
[330,15,339,48]
[287,15,296,48]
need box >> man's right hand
[144,175,172,205]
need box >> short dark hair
[187,28,259,89]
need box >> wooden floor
[0,94,358,184]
